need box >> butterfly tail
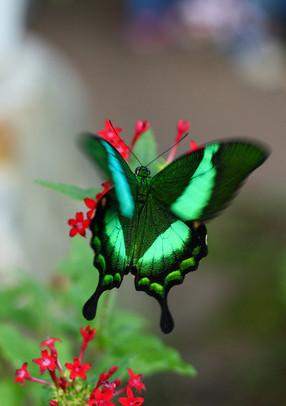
[159,297,174,334]
[82,284,104,320]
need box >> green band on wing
[171,143,219,220]
[102,141,134,218]
[104,209,127,264]
[137,220,190,275]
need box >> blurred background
[0,0,285,405]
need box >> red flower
[80,325,96,343]
[79,325,96,359]
[131,120,150,149]
[127,369,145,392]
[98,120,123,143]
[98,120,130,160]
[118,387,144,406]
[104,378,121,393]
[188,139,200,153]
[65,358,91,380]
[116,142,130,160]
[88,388,115,406]
[96,366,118,389]
[177,119,190,135]
[15,363,31,384]
[41,337,60,353]
[49,401,58,406]
[96,182,111,201]
[166,119,191,164]
[84,198,97,219]
[68,211,90,237]
[33,350,57,374]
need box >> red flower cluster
[67,118,199,238]
[15,326,145,405]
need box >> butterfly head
[135,166,151,178]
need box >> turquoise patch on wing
[102,141,134,218]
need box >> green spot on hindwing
[180,257,195,271]
[95,254,105,271]
[138,277,151,287]
[165,270,183,285]
[114,273,122,283]
[150,283,164,297]
[92,236,101,253]
[103,275,113,286]
[192,246,200,256]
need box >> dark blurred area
[0,0,285,405]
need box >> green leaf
[98,310,196,378]
[0,380,24,406]
[129,129,158,174]
[0,323,37,368]
[35,179,98,200]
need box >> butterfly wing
[79,133,137,218]
[151,140,269,221]
[83,190,132,320]
[131,194,208,333]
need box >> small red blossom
[177,119,190,135]
[96,366,118,389]
[84,198,97,218]
[104,378,121,393]
[33,350,57,374]
[68,211,90,237]
[189,139,199,152]
[118,387,144,406]
[49,401,59,406]
[98,120,130,159]
[65,358,91,380]
[79,325,96,360]
[88,388,115,406]
[98,120,123,143]
[80,325,96,343]
[131,120,150,149]
[127,369,145,393]
[15,363,31,384]
[41,337,60,353]
[166,119,191,164]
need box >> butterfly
[79,133,269,333]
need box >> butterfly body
[80,133,269,333]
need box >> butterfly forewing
[79,133,137,218]
[151,140,269,222]
[83,191,130,320]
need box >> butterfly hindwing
[79,133,137,218]
[130,195,208,333]
[83,190,130,320]
[151,140,269,221]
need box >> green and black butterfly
[79,133,269,333]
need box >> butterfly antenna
[146,133,189,167]
[108,120,143,166]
